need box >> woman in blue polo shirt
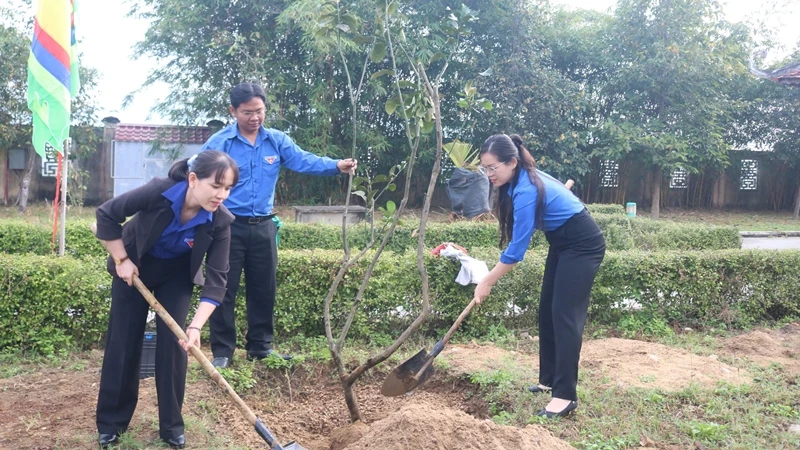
[473,134,606,419]
[93,150,238,449]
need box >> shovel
[90,224,305,450]
[381,298,478,396]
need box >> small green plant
[684,420,728,443]
[443,140,480,171]
[619,313,673,339]
[766,404,800,419]
[20,413,41,432]
[491,409,515,425]
[217,365,257,393]
[578,435,635,450]
[469,368,514,389]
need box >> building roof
[771,62,800,85]
[113,124,214,144]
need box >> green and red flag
[27,0,80,157]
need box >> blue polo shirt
[201,123,340,217]
[500,170,585,264]
[148,181,219,306]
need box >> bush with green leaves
[0,254,110,354]
[3,247,799,355]
[0,206,740,258]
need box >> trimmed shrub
[0,254,111,354]
[3,249,799,354]
[0,210,740,257]
[586,203,626,215]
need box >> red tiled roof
[113,124,214,144]
[772,62,800,86]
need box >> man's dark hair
[230,82,267,109]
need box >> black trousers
[209,217,278,359]
[538,209,606,401]
[96,253,193,440]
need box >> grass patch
[455,331,800,450]
[660,207,800,232]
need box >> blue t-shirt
[201,123,340,217]
[147,181,219,306]
[499,170,585,264]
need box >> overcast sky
[38,0,800,124]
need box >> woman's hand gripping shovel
[381,298,478,396]
[90,223,306,450]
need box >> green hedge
[0,206,740,258]
[3,248,798,354]
[0,254,110,354]
[586,203,626,215]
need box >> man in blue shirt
[202,82,357,368]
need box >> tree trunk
[651,166,662,220]
[342,380,362,423]
[793,181,800,221]
[16,151,36,214]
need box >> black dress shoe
[98,433,119,448]
[162,434,185,449]
[247,348,292,361]
[537,400,578,418]
[527,385,552,394]
[211,356,230,369]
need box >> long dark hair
[480,134,546,247]
[168,150,240,186]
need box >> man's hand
[337,158,358,175]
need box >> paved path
[741,237,800,250]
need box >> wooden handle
[413,298,478,380]
[131,275,260,427]
[440,298,478,348]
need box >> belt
[234,214,275,224]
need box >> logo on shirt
[184,238,194,248]
[265,156,277,164]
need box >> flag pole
[58,138,69,256]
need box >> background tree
[598,0,744,218]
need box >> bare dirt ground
[1,327,797,450]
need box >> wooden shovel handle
[130,275,261,429]
[413,298,478,380]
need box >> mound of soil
[440,338,750,392]
[581,338,750,391]
[720,324,800,375]
[440,343,538,376]
[342,403,575,450]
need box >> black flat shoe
[98,433,119,448]
[247,348,292,361]
[527,385,552,394]
[211,356,231,369]
[537,400,578,418]
[162,434,185,449]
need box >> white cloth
[439,245,489,286]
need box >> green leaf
[370,69,395,80]
[482,100,493,111]
[429,52,446,63]
[370,40,387,63]
[385,97,401,115]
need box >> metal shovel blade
[380,348,436,397]
[255,418,308,450]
